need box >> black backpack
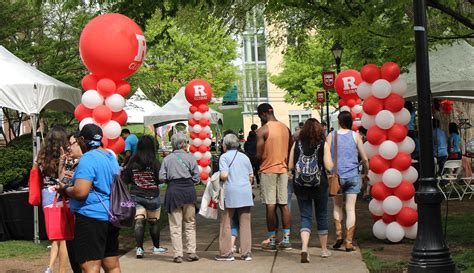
[294,141,322,187]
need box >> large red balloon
[198,158,211,167]
[185,79,212,105]
[371,182,393,201]
[115,80,131,97]
[189,145,198,153]
[370,155,391,174]
[198,131,208,140]
[111,110,128,126]
[394,180,415,201]
[79,13,146,80]
[198,145,208,153]
[188,118,197,127]
[82,74,98,91]
[74,104,93,122]
[396,207,418,227]
[92,105,112,124]
[391,152,412,171]
[189,105,198,114]
[387,123,408,142]
[107,137,125,154]
[97,78,116,97]
[382,213,397,224]
[190,132,199,139]
[347,99,356,108]
[335,69,362,100]
[200,172,209,181]
[198,104,209,113]
[360,64,381,84]
[384,93,405,113]
[381,62,400,82]
[338,99,347,107]
[362,96,383,115]
[367,126,387,145]
[102,137,109,148]
[199,118,210,127]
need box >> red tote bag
[44,195,75,241]
[28,166,42,206]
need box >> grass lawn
[0,240,49,259]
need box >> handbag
[198,179,218,220]
[44,194,75,240]
[329,132,341,197]
[28,166,42,206]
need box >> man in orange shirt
[256,103,293,250]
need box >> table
[0,191,47,241]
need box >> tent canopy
[124,88,161,124]
[144,87,224,127]
[402,40,474,102]
[0,46,81,114]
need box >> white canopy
[144,87,224,127]
[403,40,474,102]
[0,46,81,114]
[124,88,161,124]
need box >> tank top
[332,130,359,178]
[259,121,290,174]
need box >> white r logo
[193,85,207,97]
[342,76,356,90]
[134,34,146,62]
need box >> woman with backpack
[123,135,168,259]
[288,118,333,263]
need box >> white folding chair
[461,176,474,199]
[438,160,463,200]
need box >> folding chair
[461,176,474,199]
[438,160,463,200]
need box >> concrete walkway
[120,190,369,273]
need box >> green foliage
[362,249,407,272]
[0,240,49,259]
[0,147,32,186]
[6,134,33,150]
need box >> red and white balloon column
[74,13,146,154]
[335,69,363,131]
[359,62,419,242]
[185,80,213,182]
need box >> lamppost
[330,41,343,134]
[408,0,455,272]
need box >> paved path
[120,189,369,273]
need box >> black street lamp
[330,41,343,134]
[408,0,456,272]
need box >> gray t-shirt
[159,150,200,183]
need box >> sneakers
[261,241,277,251]
[136,247,144,259]
[214,255,235,261]
[187,253,200,262]
[152,246,168,254]
[277,241,292,250]
[44,267,52,273]
[321,249,332,258]
[301,252,310,263]
[241,253,252,261]
[173,256,183,263]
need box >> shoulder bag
[329,132,341,197]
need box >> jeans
[231,213,239,237]
[339,176,361,194]
[296,186,329,235]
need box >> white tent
[144,87,224,127]
[403,40,474,102]
[124,88,161,124]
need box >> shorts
[259,172,288,205]
[133,195,161,220]
[339,176,361,194]
[73,213,120,264]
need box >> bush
[0,147,32,186]
[7,133,33,150]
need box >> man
[432,118,448,174]
[121,128,138,166]
[256,103,293,250]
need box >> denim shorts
[132,195,161,211]
[339,176,361,194]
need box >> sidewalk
[120,189,369,273]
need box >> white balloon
[193,152,203,160]
[105,94,125,112]
[203,111,212,120]
[379,140,399,160]
[382,196,403,215]
[193,124,203,133]
[402,166,418,183]
[361,113,376,129]
[203,126,211,133]
[193,112,203,120]
[386,222,405,242]
[82,90,103,109]
[383,168,403,188]
[372,219,387,240]
[394,108,411,125]
[204,166,212,173]
[368,170,383,186]
[369,199,384,216]
[198,166,203,173]
[203,138,212,146]
[203,151,212,159]
[372,79,392,99]
[340,106,350,112]
[402,197,417,210]
[364,141,379,159]
[79,117,95,130]
[192,138,202,147]
[391,78,407,96]
[403,222,418,239]
[398,137,416,154]
[102,120,121,139]
[352,104,363,114]
[354,119,362,127]
[357,82,372,99]
[375,110,395,130]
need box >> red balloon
[362,96,384,115]
[198,158,211,167]
[112,110,128,126]
[74,104,93,122]
[372,215,382,222]
[338,99,347,107]
[198,131,208,140]
[351,111,357,120]
[199,145,208,153]
[97,78,116,97]
[189,145,198,153]
[188,118,197,127]
[92,105,113,124]
[115,80,131,97]
[189,105,198,114]
[82,74,98,91]
[394,180,415,201]
[347,99,356,108]
[356,113,362,119]
[360,64,381,84]
[355,99,362,104]
[352,124,359,131]
[185,79,212,105]
[381,62,400,82]
[371,182,393,201]
[200,172,209,181]
[367,126,387,145]
[198,104,209,113]
[108,137,125,154]
[387,123,408,142]
[382,213,397,224]
[190,132,199,139]
[335,69,362,100]
[199,118,209,127]
[391,152,412,171]
[102,137,109,148]
[79,14,146,80]
[396,207,418,227]
[384,93,404,113]
[370,155,391,174]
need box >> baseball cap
[80,124,103,147]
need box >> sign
[322,71,336,90]
[317,91,325,103]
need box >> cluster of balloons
[440,99,454,114]
[335,69,363,131]
[185,79,213,181]
[74,14,146,154]
[358,62,419,242]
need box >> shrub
[0,147,32,186]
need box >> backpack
[294,141,322,187]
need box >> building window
[289,112,312,133]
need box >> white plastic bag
[198,179,218,220]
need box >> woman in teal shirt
[448,122,462,159]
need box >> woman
[159,133,200,263]
[36,126,69,273]
[56,124,121,273]
[123,136,168,259]
[448,122,462,160]
[215,134,254,262]
[288,118,333,262]
[326,111,368,252]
